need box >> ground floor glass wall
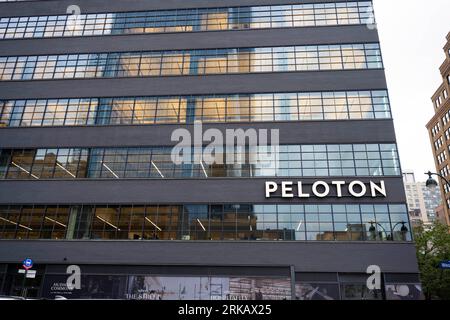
[0,264,423,300]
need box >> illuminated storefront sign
[265,180,386,199]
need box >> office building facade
[427,32,450,227]
[0,0,421,300]
[403,171,440,227]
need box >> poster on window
[385,284,424,300]
[125,276,291,300]
[295,283,340,300]
[41,274,127,299]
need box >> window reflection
[0,91,391,128]
[0,143,401,180]
[197,97,227,122]
[129,206,145,240]
[0,2,373,40]
[138,54,162,76]
[91,206,120,240]
[200,11,229,31]
[5,148,87,180]
[0,44,382,81]
[0,204,412,242]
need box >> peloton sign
[265,180,387,199]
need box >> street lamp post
[425,171,450,226]
[425,171,450,190]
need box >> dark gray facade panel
[45,265,291,277]
[0,70,388,100]
[0,178,406,205]
[0,240,419,274]
[0,120,397,148]
[0,26,379,56]
[0,0,370,17]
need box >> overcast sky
[372,0,450,182]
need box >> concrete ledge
[0,240,419,273]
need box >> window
[0,143,401,180]
[341,283,383,300]
[4,148,88,179]
[0,90,391,127]
[0,2,373,40]
[385,284,423,300]
[444,111,450,126]
[434,137,444,150]
[431,122,441,137]
[436,96,443,107]
[296,282,340,300]
[0,43,383,81]
[437,150,447,164]
[0,203,412,242]
[440,165,450,177]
